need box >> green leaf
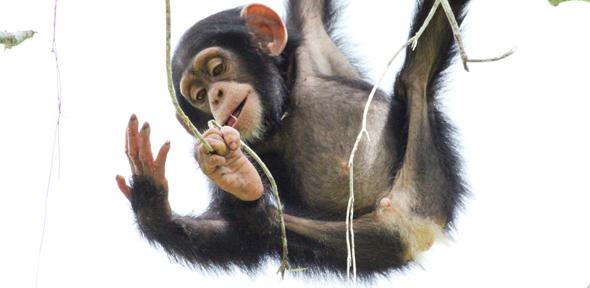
[0,30,36,49]
[549,0,590,6]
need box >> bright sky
[1,0,589,287]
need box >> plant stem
[345,0,443,281]
[207,120,292,278]
[165,0,213,153]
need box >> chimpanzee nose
[209,85,224,105]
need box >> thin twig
[412,0,441,50]
[165,0,213,153]
[466,48,516,63]
[345,36,426,285]
[345,0,449,281]
[36,1,61,287]
[439,0,515,70]
[439,0,470,71]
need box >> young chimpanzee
[116,0,469,277]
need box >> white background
[1,0,589,287]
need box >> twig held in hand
[165,0,292,278]
[165,0,213,153]
[207,120,294,278]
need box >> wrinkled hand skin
[196,126,264,201]
[115,114,172,212]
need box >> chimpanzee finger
[200,133,228,156]
[203,154,226,174]
[115,175,132,201]
[138,122,155,173]
[220,126,241,151]
[202,127,223,140]
[155,141,171,177]
[126,114,141,174]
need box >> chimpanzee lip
[224,96,247,126]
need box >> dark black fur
[128,0,470,278]
[394,0,469,226]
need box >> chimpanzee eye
[212,64,224,76]
[207,58,225,77]
[196,88,207,101]
[190,87,207,103]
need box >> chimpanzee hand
[196,126,263,201]
[116,114,171,203]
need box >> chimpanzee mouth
[225,97,247,127]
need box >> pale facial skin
[179,47,266,201]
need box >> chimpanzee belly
[271,76,400,216]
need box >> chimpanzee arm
[116,115,276,269]
[287,0,360,79]
[129,176,276,269]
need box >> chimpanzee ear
[241,4,288,56]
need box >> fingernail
[130,114,137,122]
[165,140,171,147]
[142,122,150,130]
